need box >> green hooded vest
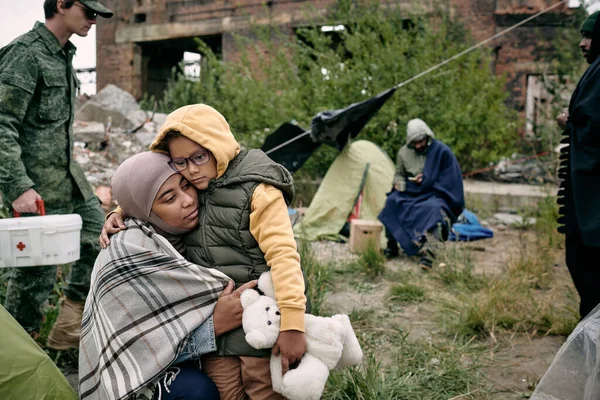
[185,149,295,357]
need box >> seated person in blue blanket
[379,118,465,269]
[80,151,256,400]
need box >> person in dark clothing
[556,10,600,319]
[379,119,464,269]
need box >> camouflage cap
[79,0,113,18]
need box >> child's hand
[100,212,126,248]
[272,330,307,374]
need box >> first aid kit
[0,200,82,268]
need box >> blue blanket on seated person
[379,139,465,255]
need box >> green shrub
[298,239,332,316]
[150,0,519,178]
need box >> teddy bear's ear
[258,272,276,298]
[240,289,261,309]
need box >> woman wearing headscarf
[79,152,254,400]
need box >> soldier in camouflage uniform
[0,0,113,349]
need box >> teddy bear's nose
[267,321,272,325]
[266,307,270,311]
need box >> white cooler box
[0,214,83,268]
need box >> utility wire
[395,0,569,89]
[265,0,570,155]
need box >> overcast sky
[0,0,598,74]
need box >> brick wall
[96,0,574,109]
[96,0,138,97]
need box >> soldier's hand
[12,189,42,214]
[99,212,126,249]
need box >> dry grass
[435,197,578,339]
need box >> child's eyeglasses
[74,3,98,20]
[168,151,211,172]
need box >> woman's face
[151,174,199,230]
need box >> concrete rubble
[75,84,149,130]
[72,85,168,211]
[490,213,536,227]
[493,155,555,184]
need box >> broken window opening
[134,13,147,23]
[138,35,222,100]
[525,74,570,136]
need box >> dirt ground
[312,224,571,399]
[59,224,570,397]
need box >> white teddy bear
[240,272,363,400]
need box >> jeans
[153,362,220,400]
[174,316,217,365]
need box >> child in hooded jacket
[104,104,307,399]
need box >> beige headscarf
[111,152,191,251]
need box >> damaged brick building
[95,0,576,122]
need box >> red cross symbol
[16,242,26,252]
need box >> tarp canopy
[262,88,397,173]
[261,122,321,173]
[0,305,77,400]
[310,88,397,149]
[293,140,395,242]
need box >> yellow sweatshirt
[150,104,306,332]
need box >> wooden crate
[349,219,383,253]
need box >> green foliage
[38,265,69,346]
[534,195,562,248]
[439,239,578,339]
[433,246,488,292]
[0,269,7,304]
[151,0,518,177]
[388,283,426,303]
[352,239,386,278]
[324,336,485,399]
[298,239,332,316]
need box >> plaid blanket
[79,218,230,400]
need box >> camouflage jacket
[0,22,94,206]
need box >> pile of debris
[492,155,557,184]
[73,85,167,210]
[468,153,558,185]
